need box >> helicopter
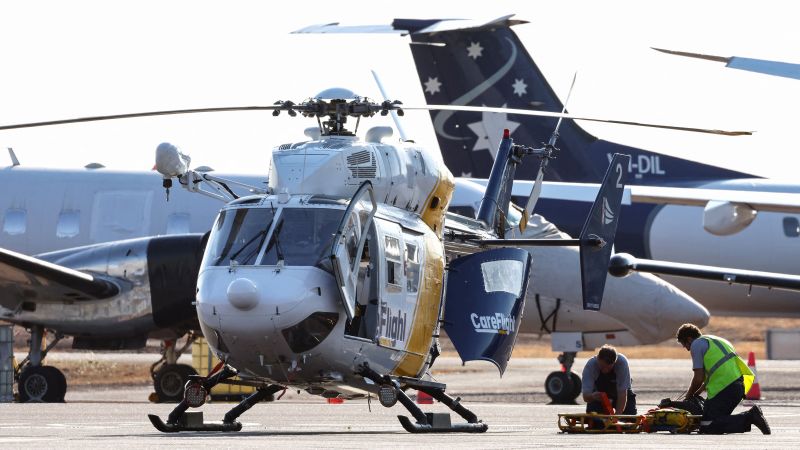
[0,90,745,431]
[139,93,629,433]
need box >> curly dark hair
[676,323,702,345]
[598,344,617,365]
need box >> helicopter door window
[202,207,275,267]
[384,235,403,292]
[2,208,26,235]
[405,241,421,293]
[480,259,525,297]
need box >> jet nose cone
[602,272,709,344]
[656,281,710,333]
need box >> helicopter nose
[601,271,709,343]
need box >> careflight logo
[470,313,516,335]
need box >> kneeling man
[582,344,637,415]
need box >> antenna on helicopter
[518,73,578,232]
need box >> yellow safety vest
[700,335,754,400]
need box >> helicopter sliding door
[330,181,377,320]
[443,248,532,375]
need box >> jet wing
[652,48,800,81]
[0,247,120,309]
[496,179,800,215]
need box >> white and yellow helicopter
[138,93,629,433]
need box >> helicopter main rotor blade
[403,105,753,136]
[0,106,280,131]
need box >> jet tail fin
[578,153,630,310]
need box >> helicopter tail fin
[578,153,630,310]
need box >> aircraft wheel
[569,372,582,400]
[153,363,197,402]
[18,366,67,403]
[545,371,575,404]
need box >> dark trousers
[586,389,637,415]
[700,377,752,434]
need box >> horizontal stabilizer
[609,253,800,292]
[292,15,527,35]
[0,247,120,308]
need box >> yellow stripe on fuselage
[392,231,444,377]
[419,169,455,237]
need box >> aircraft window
[2,208,26,235]
[281,311,339,353]
[203,207,275,266]
[261,207,344,267]
[405,242,421,293]
[385,236,402,288]
[783,217,800,237]
[480,259,525,297]
[56,211,80,238]
[448,205,476,219]
[90,190,152,242]
[166,213,191,235]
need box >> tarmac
[2,356,799,448]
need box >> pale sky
[1,0,798,180]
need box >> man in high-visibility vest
[677,323,770,434]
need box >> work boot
[748,405,771,435]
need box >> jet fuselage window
[56,210,80,238]
[480,259,525,297]
[783,217,800,237]
[203,207,275,267]
[167,213,191,235]
[261,207,344,268]
[2,208,26,235]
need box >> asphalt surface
[2,356,799,448]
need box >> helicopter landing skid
[148,413,242,432]
[359,363,488,433]
[148,364,284,433]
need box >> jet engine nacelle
[702,200,757,236]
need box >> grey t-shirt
[581,353,632,395]
[690,337,710,369]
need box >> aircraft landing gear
[150,333,198,402]
[545,352,581,404]
[358,363,488,433]
[16,325,67,403]
[148,364,285,432]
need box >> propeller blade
[550,72,577,144]
[0,106,280,131]
[520,161,546,232]
[403,105,753,136]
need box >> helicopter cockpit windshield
[202,204,345,270]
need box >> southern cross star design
[424,77,442,95]
[467,105,520,159]
[512,78,527,97]
[466,41,483,60]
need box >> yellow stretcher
[558,408,702,434]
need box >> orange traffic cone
[745,351,761,400]
[327,397,345,404]
[416,390,433,404]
